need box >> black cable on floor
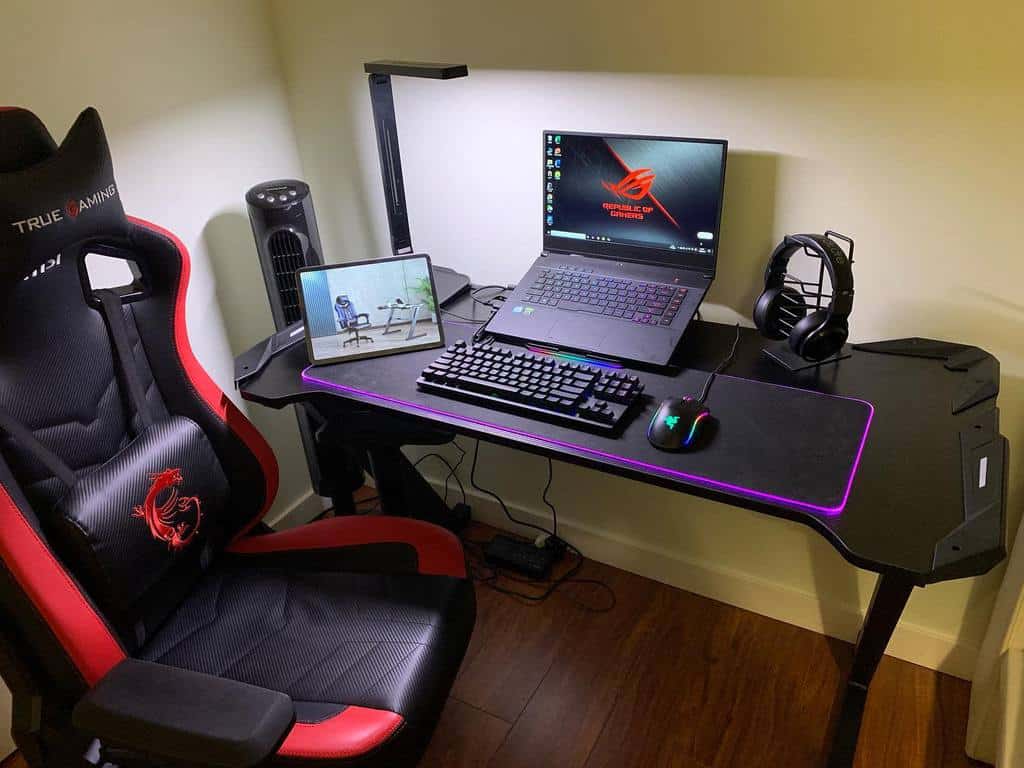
[463,444,617,612]
[461,535,616,613]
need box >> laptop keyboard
[522,263,688,326]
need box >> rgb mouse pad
[631,374,873,515]
[302,354,872,516]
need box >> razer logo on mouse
[664,415,680,430]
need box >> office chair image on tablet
[334,294,373,347]
[378,297,425,340]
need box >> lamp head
[363,60,469,79]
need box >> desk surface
[238,300,1007,586]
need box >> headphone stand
[755,230,856,370]
[762,340,852,372]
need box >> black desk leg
[827,574,915,768]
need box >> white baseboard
[0,680,13,760]
[438,479,978,680]
[998,651,1024,767]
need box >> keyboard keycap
[457,375,519,397]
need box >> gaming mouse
[647,396,712,451]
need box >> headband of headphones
[764,234,854,318]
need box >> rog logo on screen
[600,142,682,230]
[601,168,656,201]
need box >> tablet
[297,254,445,365]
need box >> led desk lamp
[364,60,472,305]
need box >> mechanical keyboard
[416,339,646,433]
[523,263,687,326]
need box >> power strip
[484,534,563,580]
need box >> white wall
[0,7,1019,759]
[269,0,1024,678]
[0,0,315,749]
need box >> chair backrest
[0,107,279,699]
[335,295,358,327]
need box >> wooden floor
[2,528,988,768]
[419,535,988,768]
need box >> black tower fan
[246,180,323,327]
[245,179,362,509]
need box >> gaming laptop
[487,131,728,369]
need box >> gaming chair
[0,107,475,767]
[334,296,373,348]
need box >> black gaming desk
[236,290,1007,768]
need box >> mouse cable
[696,322,742,405]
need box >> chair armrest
[357,312,370,323]
[73,659,294,767]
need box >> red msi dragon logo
[602,168,656,201]
[133,468,202,551]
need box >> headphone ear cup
[753,287,782,338]
[790,310,848,361]
[754,286,808,340]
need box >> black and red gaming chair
[0,106,475,767]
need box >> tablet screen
[298,254,445,365]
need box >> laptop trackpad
[600,323,673,359]
[545,313,607,348]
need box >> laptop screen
[543,132,727,273]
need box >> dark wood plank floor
[421,533,989,768]
[1,528,989,768]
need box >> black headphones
[752,233,854,362]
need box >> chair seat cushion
[138,517,475,764]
